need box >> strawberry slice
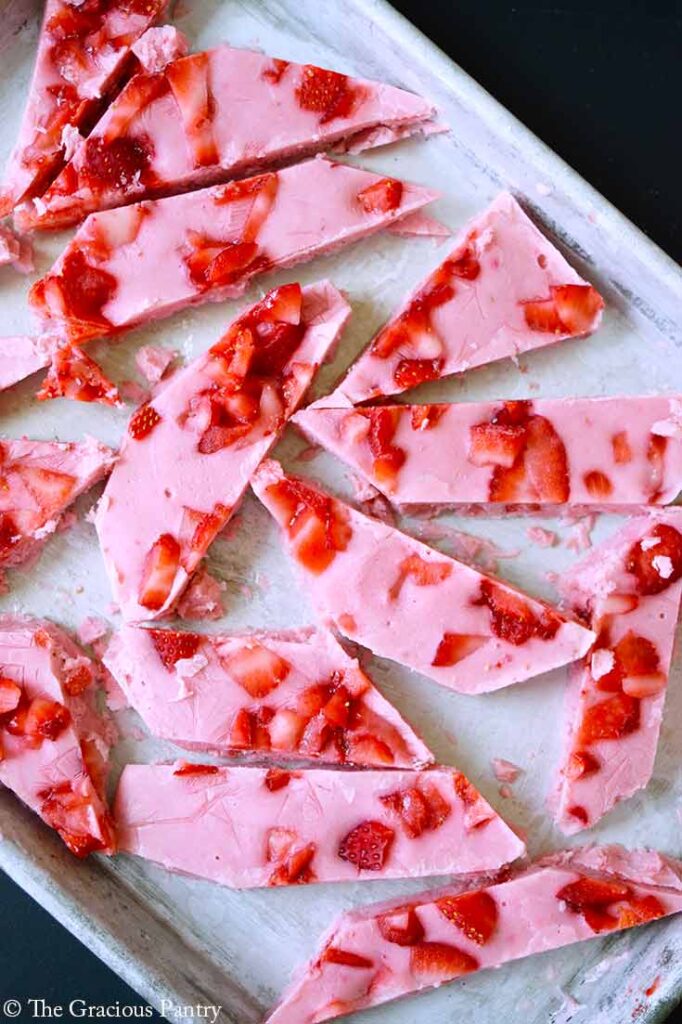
[393,357,444,391]
[488,411,569,503]
[477,578,560,646]
[611,431,633,464]
[138,533,181,611]
[264,768,294,791]
[338,820,395,871]
[380,783,450,838]
[268,708,306,751]
[557,876,631,909]
[377,906,425,946]
[346,734,394,766]
[39,781,111,859]
[583,470,613,499]
[566,750,600,780]
[295,64,359,123]
[626,524,682,595]
[617,895,665,928]
[468,422,527,468]
[389,553,452,601]
[30,248,117,333]
[323,947,373,969]
[365,408,406,490]
[222,643,291,698]
[129,403,162,441]
[431,633,487,667]
[579,693,640,744]
[269,841,317,886]
[166,53,218,168]
[266,477,352,574]
[410,405,446,431]
[357,178,403,214]
[0,678,22,717]
[37,345,120,406]
[173,763,221,777]
[149,629,202,670]
[410,942,479,980]
[436,890,499,946]
[15,466,76,513]
[23,697,70,742]
[523,284,603,335]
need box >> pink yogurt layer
[251,460,594,693]
[265,844,682,1023]
[0,1,169,215]
[28,156,439,344]
[95,282,350,622]
[0,615,115,857]
[326,192,604,404]
[294,395,682,510]
[552,509,682,834]
[0,336,52,392]
[114,762,525,888]
[19,44,437,230]
[0,224,33,273]
[0,436,115,571]
[103,624,433,769]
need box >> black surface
[2,1,681,1021]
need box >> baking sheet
[1,0,681,1022]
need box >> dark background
[2,1,681,1020]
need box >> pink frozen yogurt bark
[28,156,439,344]
[326,192,604,403]
[0,336,53,392]
[19,44,438,230]
[0,0,170,215]
[552,509,682,834]
[294,396,682,510]
[0,615,115,857]
[95,282,349,622]
[0,436,115,572]
[114,761,525,888]
[265,844,682,1023]
[251,460,594,693]
[104,624,433,768]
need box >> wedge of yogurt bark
[325,192,603,403]
[0,0,170,215]
[95,282,349,621]
[251,460,594,693]
[0,336,52,392]
[265,845,682,1023]
[104,624,433,768]
[0,616,115,856]
[114,762,525,887]
[294,396,682,509]
[19,43,439,230]
[28,157,439,344]
[0,436,115,573]
[553,510,682,834]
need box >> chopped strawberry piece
[568,805,589,826]
[323,947,373,969]
[377,906,425,946]
[262,58,290,84]
[0,678,22,716]
[617,895,665,928]
[268,708,306,751]
[346,734,394,766]
[222,643,290,698]
[469,422,527,468]
[63,663,93,697]
[523,284,603,335]
[149,629,202,669]
[81,134,153,193]
[583,470,613,499]
[183,504,231,554]
[166,53,218,168]
[566,750,600,780]
[39,782,110,859]
[24,697,70,741]
[173,763,220,776]
[0,513,20,555]
[389,553,452,601]
[357,178,403,214]
[486,407,569,503]
[436,891,498,946]
[269,841,317,886]
[129,403,162,440]
[364,408,406,490]
[410,942,479,979]
[452,770,479,806]
[31,248,117,330]
[229,707,255,748]
[338,820,395,871]
[16,466,77,513]
[445,244,481,280]
[410,405,446,431]
[102,71,170,143]
[579,693,640,744]
[522,298,563,333]
[138,533,181,611]
[647,434,667,501]
[432,632,486,667]
[321,684,353,727]
[393,357,444,391]
[615,632,660,678]
[266,477,352,574]
[186,237,262,290]
[296,64,359,123]
[477,578,560,646]
[558,876,631,909]
[380,783,450,838]
[612,431,633,464]
[264,768,293,791]
[38,346,120,406]
[626,524,682,595]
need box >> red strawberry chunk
[25,697,71,742]
[617,894,665,928]
[377,906,425,946]
[173,763,221,777]
[579,693,641,744]
[0,677,22,716]
[522,298,563,333]
[365,408,406,490]
[39,781,111,859]
[269,841,317,886]
[129,403,161,440]
[17,466,77,512]
[266,477,352,574]
[436,890,499,946]
[432,632,486,667]
[63,662,93,697]
[380,783,450,838]
[222,644,291,698]
[338,820,395,871]
[410,942,479,979]
[262,58,290,84]
[552,284,604,334]
[38,346,120,406]
[149,629,202,670]
[583,470,613,499]
[393,357,444,391]
[295,65,359,122]
[557,876,631,909]
[612,431,633,464]
[357,178,403,214]
[445,243,481,281]
[322,684,354,727]
[138,533,181,611]
[323,947,373,969]
[346,734,394,766]
[477,578,560,646]
[566,750,600,780]
[166,53,218,168]
[469,422,527,468]
[31,248,117,331]
[264,768,293,791]
[626,524,682,595]
[410,405,446,431]
[389,553,452,601]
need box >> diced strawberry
[31,248,117,331]
[17,466,77,512]
[266,477,352,574]
[452,770,479,806]
[380,783,450,838]
[269,841,317,886]
[338,820,395,871]
[357,178,403,214]
[431,632,486,667]
[364,408,406,490]
[410,405,446,431]
[583,470,613,499]
[579,693,640,744]
[138,533,181,611]
[346,734,394,766]
[323,947,373,969]
[38,346,120,406]
[617,895,665,928]
[24,697,71,741]
[566,750,600,780]
[488,412,569,503]
[468,422,527,468]
[410,942,479,979]
[626,524,682,596]
[80,134,153,193]
[262,58,290,84]
[104,71,170,142]
[476,578,560,646]
[615,632,660,678]
[63,662,93,697]
[183,504,231,555]
[0,512,20,555]
[222,644,290,698]
[522,298,563,333]
[295,64,359,123]
[389,553,452,601]
[129,402,162,440]
[173,763,221,776]
[39,780,111,859]
[436,891,498,946]
[377,906,425,946]
[268,708,306,750]
[322,684,353,727]
[552,284,604,335]
[166,53,218,168]
[612,431,633,464]
[296,682,333,717]
[264,768,293,791]
[229,708,254,748]
[0,677,22,717]
[558,876,631,910]
[445,243,481,281]
[647,434,667,501]
[149,629,202,670]
[568,805,589,826]
[393,357,444,391]
[297,715,335,757]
